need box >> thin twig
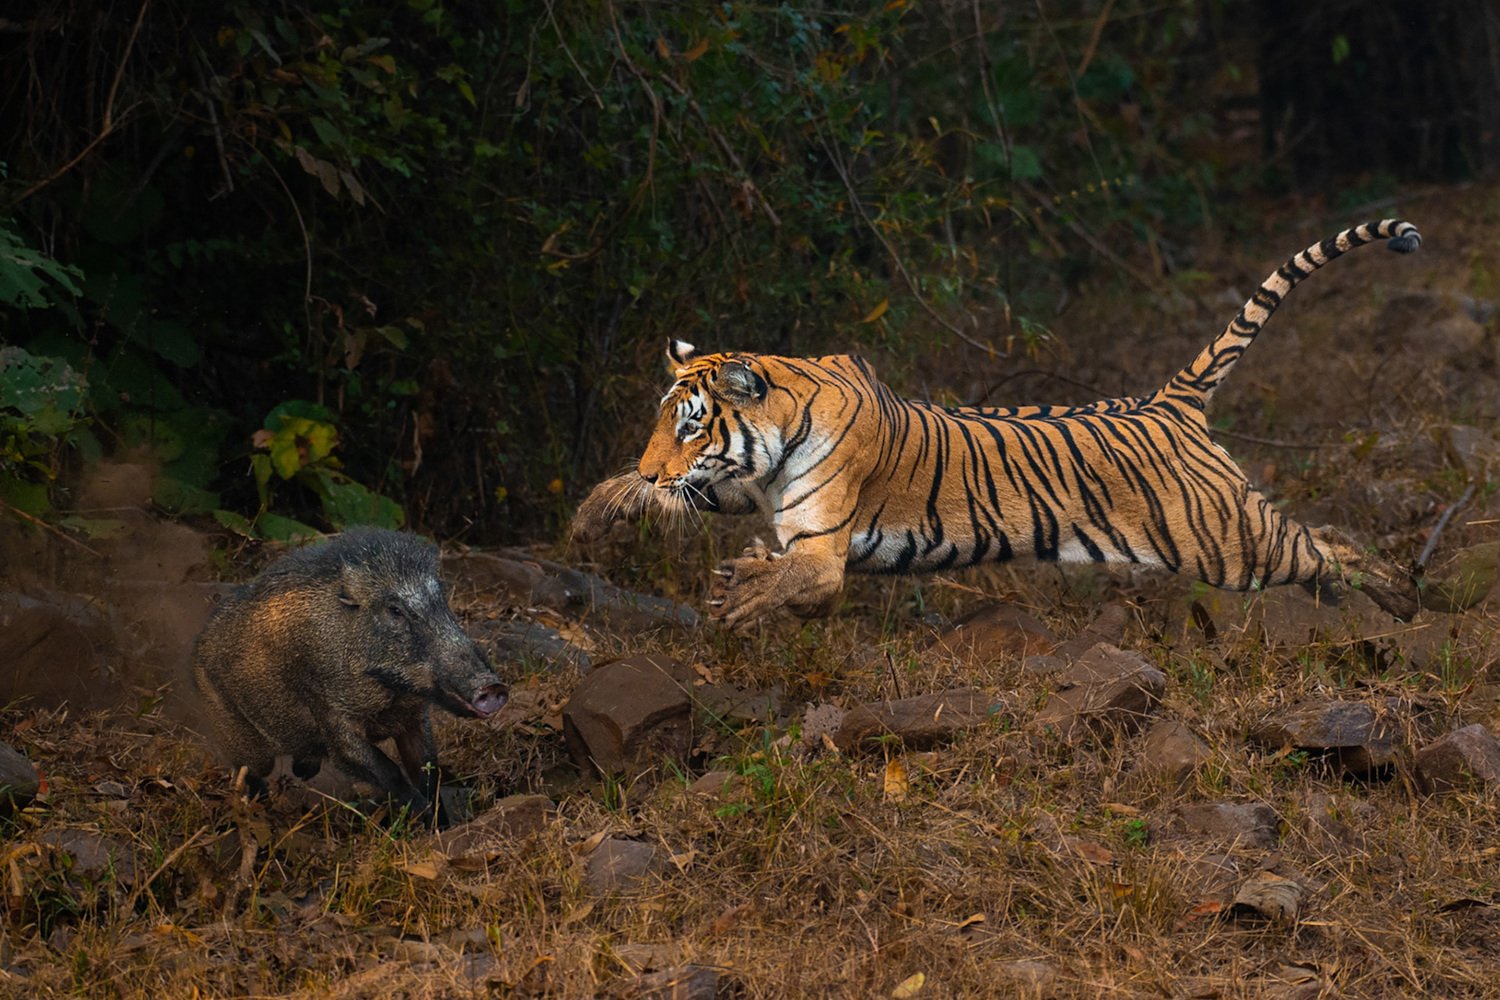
[1210,427,1328,451]
[815,122,999,355]
[125,824,220,914]
[194,52,234,197]
[6,0,151,209]
[1073,0,1117,78]
[1418,483,1476,571]
[1019,180,1162,293]
[1,502,103,556]
[650,67,781,228]
[266,162,316,383]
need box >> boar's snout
[471,683,508,717]
[432,639,509,719]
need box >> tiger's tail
[1166,219,1421,402]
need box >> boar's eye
[384,600,407,622]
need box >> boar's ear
[666,338,697,370]
[337,563,367,607]
[714,360,767,403]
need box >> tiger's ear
[666,339,697,369]
[714,360,768,403]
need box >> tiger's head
[637,339,776,507]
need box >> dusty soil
[2,188,1500,999]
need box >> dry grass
[4,189,1500,998]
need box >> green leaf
[255,512,321,542]
[153,476,221,516]
[0,220,83,309]
[320,477,405,529]
[0,477,51,517]
[56,516,128,539]
[0,348,86,420]
[269,432,303,479]
[213,508,258,538]
[1007,145,1043,182]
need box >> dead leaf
[573,831,610,857]
[707,902,753,937]
[891,971,925,998]
[1063,836,1113,865]
[400,856,445,880]
[683,37,710,61]
[884,758,909,802]
[1229,871,1304,922]
[1437,896,1498,913]
[862,297,890,324]
[562,900,595,925]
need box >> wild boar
[192,528,507,817]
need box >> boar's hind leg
[326,724,428,817]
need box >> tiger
[572,219,1424,629]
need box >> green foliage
[0,218,89,515]
[2,1,1249,539]
[0,217,82,311]
[246,401,404,537]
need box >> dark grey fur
[192,528,508,817]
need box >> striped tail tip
[1385,221,1421,254]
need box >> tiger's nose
[640,471,658,484]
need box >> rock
[0,590,122,710]
[1414,724,1500,793]
[1293,790,1375,851]
[1247,698,1416,775]
[1416,314,1488,362]
[1034,643,1166,740]
[1173,802,1280,849]
[434,795,555,865]
[1434,425,1500,480]
[1423,542,1500,613]
[998,959,1061,991]
[1188,585,1385,650]
[1020,653,1067,678]
[1051,603,1132,661]
[832,687,996,752]
[445,551,698,632]
[1134,720,1210,787]
[482,619,591,672]
[625,964,719,1000]
[0,743,40,816]
[798,703,846,753]
[925,604,1056,664]
[563,656,695,776]
[695,684,782,728]
[685,770,746,802]
[583,837,663,894]
[36,828,137,884]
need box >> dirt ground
[2,188,1499,999]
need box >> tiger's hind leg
[1304,524,1420,621]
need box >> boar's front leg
[325,720,429,818]
[394,712,440,806]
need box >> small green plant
[214,399,405,541]
[0,346,88,516]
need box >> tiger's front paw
[707,540,787,631]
